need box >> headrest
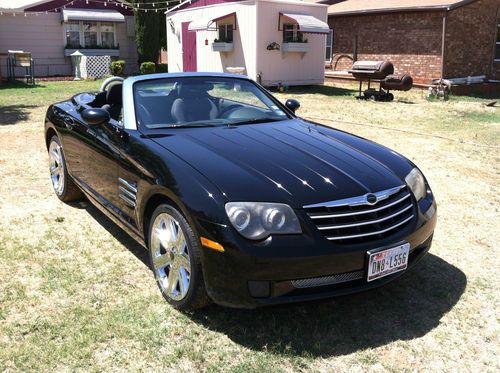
[177,82,214,98]
[106,83,123,105]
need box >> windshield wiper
[229,117,287,126]
[150,122,220,129]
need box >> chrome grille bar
[317,204,413,230]
[303,185,404,209]
[304,185,415,244]
[308,193,411,219]
[326,214,414,241]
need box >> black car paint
[45,78,436,308]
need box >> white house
[166,0,330,86]
[0,0,138,78]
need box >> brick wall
[444,0,500,79]
[329,12,444,84]
[328,0,500,83]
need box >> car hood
[148,119,414,208]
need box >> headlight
[225,202,301,240]
[405,168,426,201]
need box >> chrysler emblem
[366,193,378,205]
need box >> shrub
[156,63,168,73]
[140,62,156,75]
[110,60,126,76]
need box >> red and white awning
[280,12,329,34]
[188,12,236,31]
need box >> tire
[48,135,83,202]
[148,204,210,310]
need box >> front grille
[291,270,364,289]
[304,185,415,244]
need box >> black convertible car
[45,73,436,309]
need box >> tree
[134,0,161,64]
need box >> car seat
[170,82,218,123]
[102,83,123,121]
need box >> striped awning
[280,13,329,34]
[62,9,125,23]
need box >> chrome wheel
[49,140,65,196]
[150,213,191,301]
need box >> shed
[166,0,330,86]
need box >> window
[100,22,115,48]
[217,24,233,43]
[325,29,333,61]
[283,24,304,43]
[65,21,81,48]
[65,21,116,49]
[133,77,288,129]
[495,24,500,61]
[83,22,98,47]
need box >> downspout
[440,10,447,80]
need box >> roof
[0,0,131,12]
[0,0,47,11]
[167,0,327,15]
[328,0,479,16]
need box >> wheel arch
[45,127,58,150]
[140,190,194,248]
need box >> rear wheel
[148,204,210,310]
[48,135,83,202]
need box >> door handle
[63,116,74,129]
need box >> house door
[182,22,197,72]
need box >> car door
[82,117,123,213]
[55,101,96,184]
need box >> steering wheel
[100,76,124,92]
[219,105,243,119]
[221,106,268,120]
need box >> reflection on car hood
[149,119,413,207]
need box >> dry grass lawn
[0,80,499,372]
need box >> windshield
[133,77,289,129]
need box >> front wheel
[48,135,83,202]
[148,204,210,310]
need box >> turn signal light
[200,237,225,252]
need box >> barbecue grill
[348,60,413,102]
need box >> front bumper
[196,200,437,309]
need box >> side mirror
[81,108,110,125]
[285,98,300,113]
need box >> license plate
[367,243,410,282]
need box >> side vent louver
[118,178,137,208]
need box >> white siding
[116,16,139,74]
[167,1,258,79]
[0,13,71,76]
[0,13,138,77]
[256,0,328,86]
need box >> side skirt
[74,178,147,249]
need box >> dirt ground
[0,81,499,372]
